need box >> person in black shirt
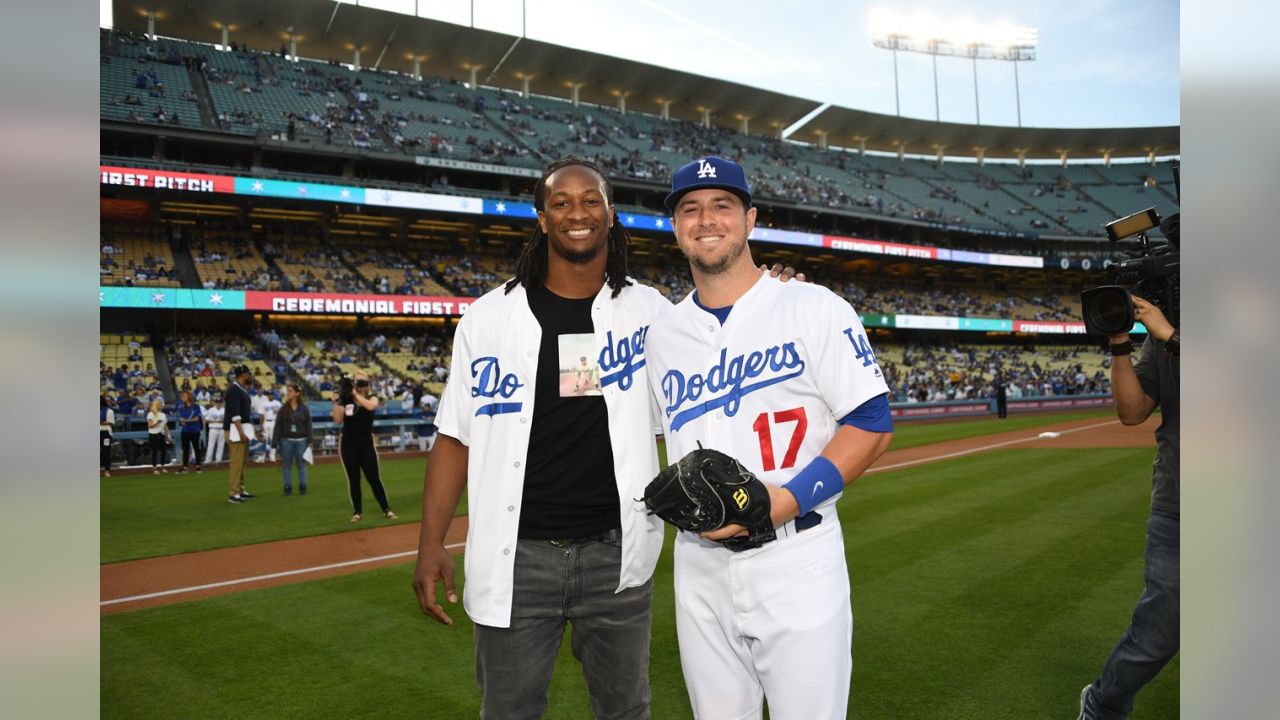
[225,365,261,504]
[332,371,396,522]
[100,395,115,477]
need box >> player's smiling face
[672,189,757,275]
[538,164,614,265]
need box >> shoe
[196,467,203,474]
[228,495,244,504]
[103,471,111,477]
[178,469,187,474]
[1078,685,1090,720]
[299,488,307,495]
[153,469,160,475]
[284,489,292,496]
[238,491,256,499]
[384,510,397,519]
[350,514,361,523]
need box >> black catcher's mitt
[641,446,776,552]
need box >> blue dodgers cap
[664,156,752,213]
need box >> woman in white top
[146,398,170,474]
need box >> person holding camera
[332,371,396,522]
[100,395,115,477]
[1079,294,1179,720]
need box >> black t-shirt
[339,401,374,444]
[519,286,620,539]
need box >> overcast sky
[104,0,1179,129]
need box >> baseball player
[645,156,894,719]
[573,355,597,393]
[262,391,283,462]
[203,396,226,464]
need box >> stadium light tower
[870,9,1037,126]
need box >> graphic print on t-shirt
[558,333,601,397]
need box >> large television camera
[337,376,355,405]
[1080,166,1180,337]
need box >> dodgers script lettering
[598,326,648,391]
[662,343,806,431]
[470,357,524,417]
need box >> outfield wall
[890,395,1113,421]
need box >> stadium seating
[272,239,369,294]
[100,33,202,128]
[876,342,1111,402]
[100,334,161,396]
[100,227,181,287]
[190,234,279,290]
[166,334,281,398]
[100,28,1178,239]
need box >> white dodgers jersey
[646,275,889,509]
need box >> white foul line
[101,541,465,607]
[103,419,1122,608]
[866,419,1121,474]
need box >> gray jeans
[474,529,652,720]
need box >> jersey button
[513,461,521,468]
[507,505,515,512]
[520,417,527,424]
[503,548,510,555]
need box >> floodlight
[869,8,1037,125]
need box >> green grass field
[886,409,1114,450]
[102,441,1177,719]
[101,410,1112,563]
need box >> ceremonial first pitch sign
[100,287,472,317]
[246,292,471,316]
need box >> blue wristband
[782,456,844,516]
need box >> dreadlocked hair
[505,155,633,298]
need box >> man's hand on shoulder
[761,263,806,283]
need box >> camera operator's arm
[1109,296,1174,425]
[354,384,379,411]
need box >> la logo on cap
[696,158,717,179]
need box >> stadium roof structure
[113,0,1178,162]
[791,107,1178,161]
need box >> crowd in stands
[840,279,1078,322]
[879,342,1112,403]
[437,255,510,297]
[102,28,1176,238]
[103,329,1112,446]
[274,240,369,293]
[261,326,451,406]
[100,242,178,285]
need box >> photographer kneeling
[1079,295,1179,720]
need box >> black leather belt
[543,527,622,547]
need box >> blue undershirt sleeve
[839,392,893,433]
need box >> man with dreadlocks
[412,156,671,719]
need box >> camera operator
[332,372,396,523]
[1079,294,1179,720]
